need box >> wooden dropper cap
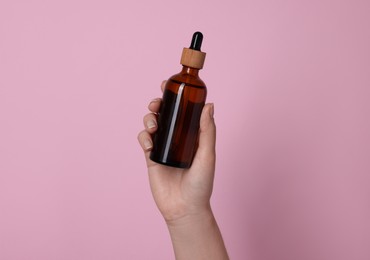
[180,32,206,69]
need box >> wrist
[165,206,229,260]
[165,205,214,229]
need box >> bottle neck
[181,66,200,77]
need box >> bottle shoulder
[169,71,206,88]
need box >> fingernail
[147,120,156,129]
[209,103,214,118]
[150,98,161,103]
[144,139,153,150]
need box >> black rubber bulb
[189,32,203,51]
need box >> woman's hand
[137,80,216,223]
[137,81,229,260]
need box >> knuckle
[137,130,144,141]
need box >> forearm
[166,208,229,260]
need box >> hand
[137,81,216,223]
[138,81,228,260]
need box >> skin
[137,81,229,260]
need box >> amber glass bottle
[150,32,207,168]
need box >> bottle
[150,32,207,168]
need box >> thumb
[194,103,216,163]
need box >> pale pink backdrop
[0,0,369,259]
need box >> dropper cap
[180,32,206,69]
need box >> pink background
[1,0,369,259]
